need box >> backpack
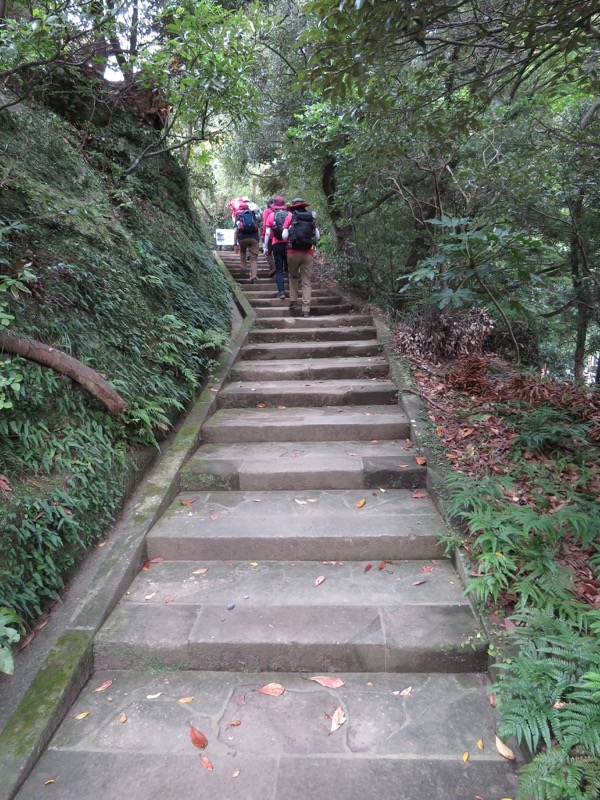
[271,210,288,239]
[236,209,258,235]
[289,210,316,250]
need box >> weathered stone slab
[230,356,389,381]
[216,380,397,408]
[203,405,408,442]
[248,326,377,343]
[240,340,381,359]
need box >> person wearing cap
[282,198,320,317]
[261,198,276,277]
[263,195,289,300]
[233,201,260,282]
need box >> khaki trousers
[287,251,313,313]
[239,238,259,278]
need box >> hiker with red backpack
[282,197,320,317]
[263,195,289,300]
[233,201,261,283]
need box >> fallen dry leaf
[232,769,240,778]
[229,720,242,727]
[189,723,208,749]
[495,735,516,760]
[74,712,89,720]
[150,557,164,564]
[199,756,213,771]
[193,567,209,575]
[146,692,163,699]
[315,575,326,586]
[415,456,427,465]
[377,560,387,570]
[477,738,484,750]
[294,498,307,505]
[249,562,258,567]
[257,402,267,408]
[355,498,367,509]
[364,564,372,573]
[179,498,196,506]
[553,700,566,709]
[412,490,427,499]
[489,694,496,708]
[178,697,195,704]
[210,514,218,521]
[144,592,157,600]
[141,561,151,571]
[44,780,55,786]
[379,487,387,493]
[308,676,345,689]
[119,712,127,724]
[412,580,426,586]
[463,751,469,763]
[330,705,347,733]
[93,679,113,693]
[259,682,285,697]
[421,565,435,573]
[393,686,412,697]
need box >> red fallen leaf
[371,491,378,496]
[188,723,208,749]
[377,561,387,571]
[229,720,242,727]
[256,402,267,408]
[199,756,213,771]
[412,490,427,499]
[308,676,345,688]
[421,565,435,573]
[489,694,496,707]
[415,456,427,465]
[364,564,372,573]
[179,498,196,506]
[150,557,164,564]
[460,428,474,438]
[210,514,218,521]
[259,682,285,697]
[0,474,12,493]
[225,560,234,566]
[141,560,151,571]
[93,679,113,693]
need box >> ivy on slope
[0,88,231,625]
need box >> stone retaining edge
[0,254,255,800]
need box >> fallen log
[0,330,127,416]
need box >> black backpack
[270,210,288,239]
[289,210,316,250]
[236,209,258,235]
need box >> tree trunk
[569,192,590,382]
[0,331,127,416]
[321,157,354,251]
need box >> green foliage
[0,81,231,630]
[0,607,24,675]
[494,611,600,800]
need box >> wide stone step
[231,356,389,381]
[216,381,397,409]
[180,440,427,491]
[203,405,407,441]
[255,304,354,317]
[248,296,343,308]
[146,489,444,561]
[240,340,381,360]
[256,313,373,329]
[93,560,486,672]
[248,326,377,343]
[243,289,333,300]
[18,670,520,800]
[241,281,324,292]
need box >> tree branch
[352,188,396,220]
[0,331,127,416]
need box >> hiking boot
[250,277,258,284]
[279,292,286,300]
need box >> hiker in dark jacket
[282,197,320,317]
[261,198,275,277]
[233,201,260,283]
[263,195,289,300]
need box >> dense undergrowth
[402,349,600,800]
[0,80,231,671]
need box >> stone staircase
[16,255,520,799]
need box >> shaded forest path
[16,254,520,799]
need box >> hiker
[233,201,260,282]
[282,197,320,317]
[228,196,261,224]
[261,197,276,277]
[263,195,289,300]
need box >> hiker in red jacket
[263,195,289,300]
[282,198,320,317]
[233,202,260,282]
[261,198,275,277]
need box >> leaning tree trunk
[0,331,127,416]
[569,192,590,382]
[321,157,354,252]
